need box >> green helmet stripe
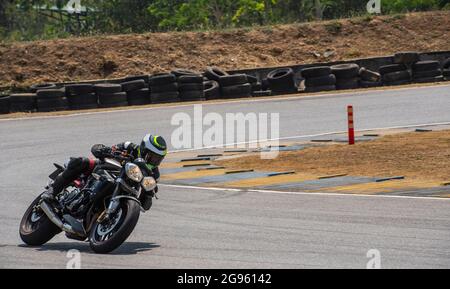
[153,136,163,149]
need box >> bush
[381,0,440,13]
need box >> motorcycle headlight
[125,163,143,182]
[142,177,157,192]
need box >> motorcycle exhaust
[40,201,81,236]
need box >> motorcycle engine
[59,187,92,217]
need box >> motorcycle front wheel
[19,195,61,246]
[89,199,140,254]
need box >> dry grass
[216,130,450,183]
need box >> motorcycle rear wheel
[19,195,62,246]
[89,199,140,254]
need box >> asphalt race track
[1,84,450,268]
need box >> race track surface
[1,84,449,268]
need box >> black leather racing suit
[51,141,160,196]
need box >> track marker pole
[348,105,355,145]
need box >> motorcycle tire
[20,195,61,246]
[89,199,140,254]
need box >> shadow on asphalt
[18,242,160,255]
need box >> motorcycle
[19,147,158,254]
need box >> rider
[42,134,167,207]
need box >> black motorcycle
[19,147,158,254]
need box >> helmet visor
[144,151,164,167]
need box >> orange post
[348,105,355,145]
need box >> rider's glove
[91,144,111,159]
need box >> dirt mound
[0,11,449,88]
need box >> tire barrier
[246,73,265,96]
[218,73,252,99]
[203,80,220,100]
[149,73,180,104]
[95,84,127,108]
[178,74,205,102]
[443,69,450,80]
[204,67,228,82]
[36,89,68,112]
[65,84,98,110]
[331,63,360,90]
[221,83,252,99]
[203,67,255,99]
[1,51,449,115]
[121,79,149,106]
[411,60,444,83]
[0,95,10,114]
[359,67,381,88]
[302,66,336,93]
[441,57,450,81]
[9,93,36,112]
[380,64,411,86]
[266,68,298,94]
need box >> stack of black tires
[379,64,411,86]
[204,67,252,99]
[203,80,220,100]
[8,93,36,113]
[149,73,180,104]
[0,95,10,114]
[121,79,150,106]
[172,69,205,101]
[95,83,128,108]
[65,84,98,110]
[35,88,68,112]
[359,68,381,88]
[266,68,298,95]
[248,74,271,97]
[331,63,360,90]
[203,67,226,98]
[178,75,205,102]
[301,66,336,93]
[220,74,251,99]
[411,61,444,83]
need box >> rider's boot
[41,174,67,202]
[41,157,88,202]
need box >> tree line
[0,0,448,41]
